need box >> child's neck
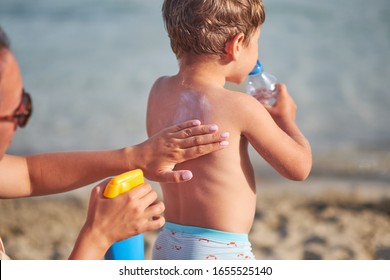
[177,59,226,88]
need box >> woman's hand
[69,180,164,259]
[131,120,229,183]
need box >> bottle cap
[248,60,263,75]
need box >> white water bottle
[246,60,278,106]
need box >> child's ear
[225,33,245,60]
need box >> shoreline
[0,176,389,260]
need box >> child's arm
[243,84,312,181]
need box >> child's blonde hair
[162,0,265,59]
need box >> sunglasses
[0,89,33,128]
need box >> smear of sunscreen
[174,91,211,124]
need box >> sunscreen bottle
[104,169,145,260]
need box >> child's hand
[264,83,297,123]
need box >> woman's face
[0,50,23,160]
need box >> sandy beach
[1,176,389,260]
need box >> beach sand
[1,177,389,260]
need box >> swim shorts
[152,222,255,260]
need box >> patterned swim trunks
[152,222,255,260]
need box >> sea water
[1,0,389,183]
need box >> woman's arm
[0,120,229,198]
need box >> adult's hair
[0,26,11,99]
[162,0,265,60]
[0,26,10,51]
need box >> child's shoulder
[222,88,263,106]
[149,75,173,95]
[153,75,171,86]
[220,88,270,119]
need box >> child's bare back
[147,75,261,234]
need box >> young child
[147,0,312,260]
